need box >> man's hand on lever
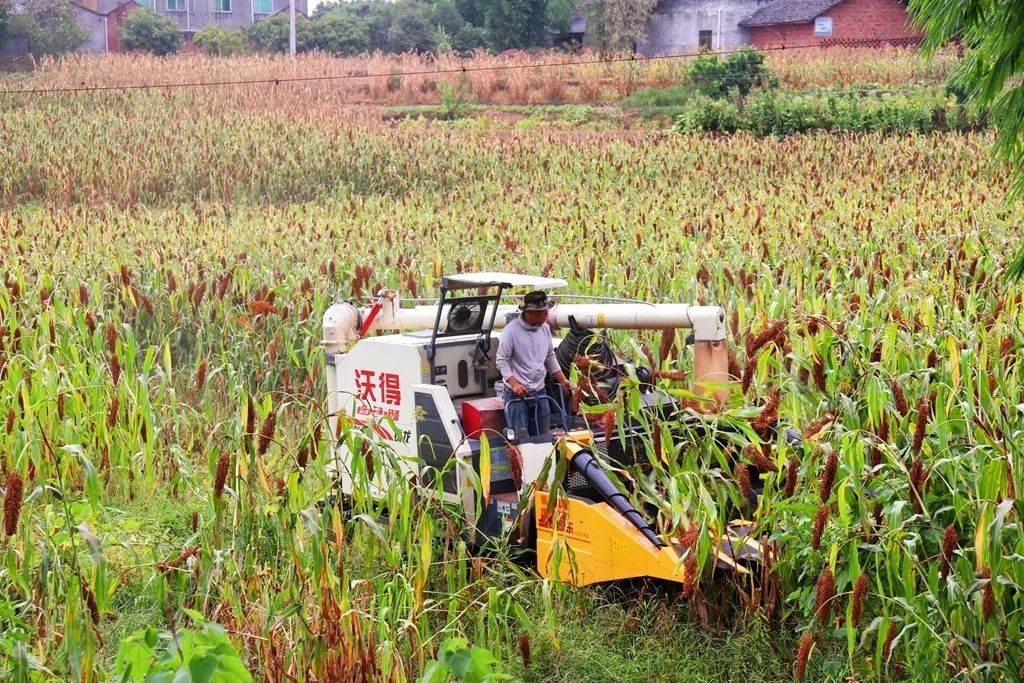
[507,377,529,397]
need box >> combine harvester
[322,273,765,586]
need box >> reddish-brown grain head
[518,632,531,669]
[213,452,230,499]
[980,567,994,621]
[811,505,828,551]
[891,379,908,416]
[109,353,121,386]
[751,386,780,436]
[784,457,799,498]
[195,360,207,392]
[81,584,100,624]
[851,574,868,626]
[735,463,752,498]
[819,451,838,504]
[105,323,117,355]
[107,395,119,429]
[940,524,957,579]
[813,565,835,625]
[795,632,814,679]
[4,471,24,537]
[258,412,276,456]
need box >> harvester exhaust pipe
[568,447,665,548]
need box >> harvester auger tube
[568,448,664,549]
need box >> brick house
[739,0,924,48]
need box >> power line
[0,36,931,96]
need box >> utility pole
[289,0,296,57]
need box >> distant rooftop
[740,0,847,27]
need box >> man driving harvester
[496,290,572,437]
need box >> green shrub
[687,47,777,99]
[681,87,970,136]
[438,79,473,120]
[674,95,740,133]
[623,85,695,108]
[193,25,250,56]
[119,8,183,56]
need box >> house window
[215,0,230,11]
[134,0,150,7]
[253,0,271,13]
[167,0,183,10]
[698,30,713,50]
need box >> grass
[516,591,826,682]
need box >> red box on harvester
[461,397,506,439]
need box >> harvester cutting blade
[713,521,764,573]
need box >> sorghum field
[1,50,1022,682]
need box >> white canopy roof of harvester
[441,272,568,290]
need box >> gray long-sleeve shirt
[496,316,561,394]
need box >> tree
[311,12,370,55]
[6,0,87,58]
[908,1,1024,279]
[193,25,250,55]
[483,0,549,51]
[687,47,777,99]
[545,0,574,34]
[582,0,658,54]
[385,1,434,53]
[0,1,10,47]
[119,8,183,56]
[244,13,315,52]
